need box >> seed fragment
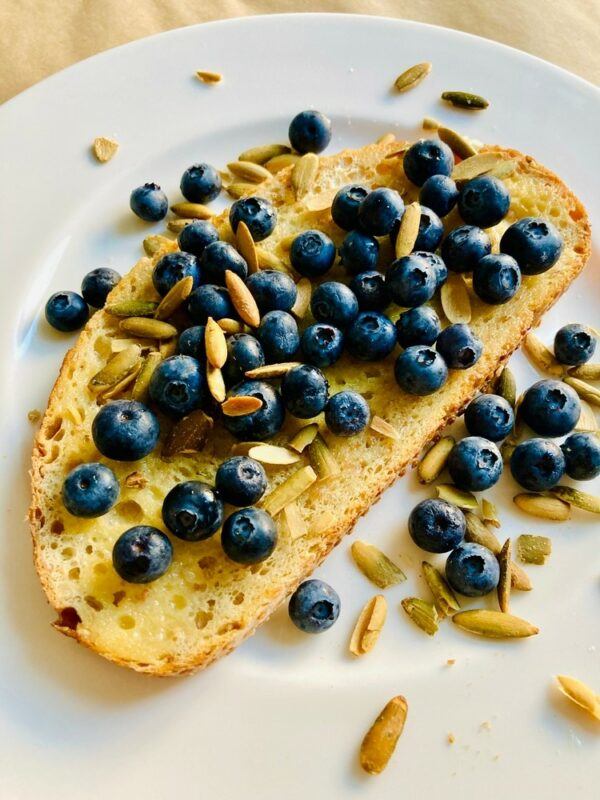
[351,541,406,589]
[131,351,162,403]
[418,436,454,483]
[464,512,531,589]
[218,318,246,334]
[245,362,302,379]
[225,270,261,327]
[281,501,308,540]
[517,534,552,565]
[369,416,401,442]
[394,201,421,258]
[221,395,263,417]
[422,116,441,130]
[206,364,226,403]
[204,317,228,368]
[548,486,600,514]
[119,317,178,340]
[235,220,259,274]
[422,562,460,618]
[248,443,300,465]
[556,676,600,721]
[436,484,479,510]
[167,218,196,232]
[238,143,291,164]
[495,366,517,407]
[569,362,600,380]
[441,90,489,110]
[453,609,538,638]
[394,61,432,92]
[162,409,213,457]
[575,400,598,432]
[92,136,119,163]
[375,132,396,145]
[564,376,600,408]
[523,333,564,376]
[401,597,439,635]
[441,273,471,323]
[452,152,504,182]
[513,493,570,521]
[225,183,257,199]
[497,539,512,613]
[265,153,301,174]
[290,278,312,319]
[159,337,177,358]
[143,234,177,257]
[89,344,142,391]
[350,595,387,655]
[28,409,41,423]
[360,696,408,775]
[481,498,500,527]
[227,160,272,184]
[308,434,340,479]
[125,471,148,489]
[437,126,477,158]
[488,158,518,180]
[195,70,222,83]
[170,202,213,220]
[155,276,193,320]
[289,423,319,452]
[97,367,141,401]
[105,300,158,318]
[261,466,317,516]
[292,152,319,199]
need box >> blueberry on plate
[201,241,248,285]
[222,333,265,385]
[113,525,172,583]
[510,438,565,491]
[445,542,499,597]
[301,323,344,368]
[311,281,359,329]
[419,174,459,217]
[464,394,515,442]
[180,163,222,203]
[188,284,235,323]
[215,456,268,506]
[222,380,285,440]
[358,187,404,236]
[246,270,297,313]
[331,184,369,230]
[395,306,441,348]
[148,355,205,417]
[178,219,220,257]
[394,346,448,395]
[520,379,580,437]
[408,498,465,553]
[403,139,454,187]
[229,196,277,242]
[553,323,596,366]
[162,480,223,541]
[130,183,168,222]
[258,310,300,362]
[561,432,600,481]
[472,253,521,304]
[153,251,201,297]
[349,270,390,311]
[386,254,436,308]
[500,217,563,275]
[290,230,336,277]
[325,390,370,436]
[288,109,332,154]
[339,230,379,275]
[458,175,511,228]
[45,291,89,332]
[436,323,483,370]
[221,507,278,564]
[178,325,206,360]
[441,225,491,272]
[288,579,340,633]
[346,311,397,361]
[62,462,119,518]
[93,400,160,461]
[413,251,448,288]
[81,268,121,308]
[447,436,503,491]
[281,364,329,418]
[413,206,444,251]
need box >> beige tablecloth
[1,0,598,103]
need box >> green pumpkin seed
[308,434,340,480]
[131,351,162,403]
[548,486,600,514]
[119,317,178,340]
[89,345,142,390]
[464,511,501,553]
[436,484,479,510]
[422,562,460,618]
[154,276,194,320]
[453,609,538,638]
[105,300,159,318]
[517,534,552,565]
[437,126,477,158]
[441,90,490,110]
[481,498,500,527]
[238,143,291,164]
[564,376,600,407]
[495,366,517,407]
[401,597,439,635]
[394,62,432,93]
[351,541,406,589]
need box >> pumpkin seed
[206,364,226,402]
[154,276,193,320]
[221,396,263,417]
[394,61,432,92]
[511,562,532,591]
[245,362,302,379]
[441,273,471,323]
[89,345,142,390]
[495,366,517,407]
[401,597,439,635]
[556,676,600,721]
[436,484,479,510]
[441,90,489,110]
[105,300,158,318]
[422,561,460,618]
[452,152,504,182]
[422,116,441,130]
[437,126,477,158]
[204,317,228,368]
[238,143,291,165]
[564,376,600,408]
[575,400,598,432]
[351,541,406,589]
[568,362,600,380]
[350,595,387,656]
[369,416,401,442]
[549,486,600,513]
[170,202,213,220]
[517,534,552,565]
[226,182,257,199]
[513,493,570,521]
[265,153,300,174]
[119,317,178,340]
[195,70,222,83]
[167,218,196,232]
[418,436,454,483]
[394,201,421,258]
[262,466,317,516]
[360,696,408,775]
[98,366,141,401]
[290,278,312,319]
[235,220,259,274]
[292,153,319,199]
[143,234,177,257]
[248,444,300,465]
[92,136,119,163]
[453,609,538,638]
[225,270,261,327]
[227,160,271,184]
[289,423,319,453]
[523,333,564,376]
[308,434,340,479]
[481,498,500,527]
[497,539,512,613]
[131,351,163,403]
[281,501,308,540]
[162,409,213,457]
[218,318,246,334]
[464,513,530,589]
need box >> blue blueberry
[554,324,596,366]
[229,196,277,242]
[222,333,265,385]
[458,175,510,228]
[561,432,600,481]
[162,481,223,541]
[395,306,441,348]
[45,291,89,332]
[92,400,160,461]
[332,184,369,230]
[180,163,221,203]
[301,323,344,368]
[288,579,340,633]
[201,241,247,285]
[325,390,370,436]
[62,462,119,518]
[188,284,235,323]
[178,325,205,360]
[153,251,201,297]
[358,188,404,236]
[386,255,436,307]
[448,436,503,491]
[288,110,332,154]
[221,507,278,564]
[445,542,499,597]
[311,281,359,329]
[408,498,465,553]
[81,268,121,308]
[403,139,454,187]
[281,364,329,418]
[290,230,336,277]
[441,225,491,272]
[349,270,390,311]
[112,526,172,584]
[148,355,205,417]
[177,220,219,257]
[500,217,563,275]
[419,174,458,217]
[413,206,444,251]
[339,230,379,275]
[246,270,297,313]
[222,380,285,440]
[464,394,515,442]
[473,253,521,304]
[129,183,168,222]
[436,324,483,369]
[394,346,448,395]
[346,311,397,361]
[215,456,267,506]
[413,251,448,288]
[258,310,300,362]
[520,379,580,437]
[510,438,565,491]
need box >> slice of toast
[29,138,590,675]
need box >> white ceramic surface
[0,14,598,799]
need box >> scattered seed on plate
[394,61,432,93]
[568,362,600,380]
[92,136,119,163]
[523,332,564,376]
[360,695,408,775]
[497,539,512,613]
[401,597,439,635]
[350,595,387,656]
[351,541,406,589]
[548,486,600,514]
[436,484,479,510]
[513,493,571,521]
[196,70,222,84]
[441,90,490,110]
[422,562,460,618]
[418,436,455,483]
[452,609,538,638]
[481,498,500,527]
[517,534,552,565]
[495,366,517,407]
[555,675,600,721]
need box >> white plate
[1,14,599,799]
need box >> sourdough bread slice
[30,139,591,675]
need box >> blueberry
[464,394,515,441]
[403,139,454,187]
[229,197,277,242]
[201,241,247,285]
[413,251,448,288]
[45,291,89,332]
[148,355,205,417]
[441,225,491,272]
[510,438,565,491]
[301,323,344,368]
[445,542,499,597]
[221,507,278,564]
[281,364,329,418]
[520,379,580,437]
[458,175,510,228]
[408,498,466,553]
[81,268,121,308]
[339,230,379,275]
[188,284,235,323]
[554,324,596,366]
[288,579,340,633]
[561,432,600,481]
[500,217,563,275]
[436,324,483,370]
[311,281,359,329]
[394,346,448,395]
[473,253,521,304]
[177,220,219,257]
[222,333,265,385]
[395,306,441,348]
[288,110,332,154]
[112,526,172,583]
[448,436,503,491]
[346,311,397,361]
[178,325,206,360]
[222,380,285,440]
[215,456,268,506]
[349,270,390,311]
[62,462,119,518]
[290,230,336,277]
[246,270,297,313]
[180,163,222,203]
[130,183,168,222]
[413,206,444,251]
[419,175,459,217]
[387,255,436,307]
[325,390,370,436]
[92,400,160,461]
[153,252,201,297]
[258,310,300,362]
[162,481,223,541]
[358,188,404,236]
[332,184,369,230]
